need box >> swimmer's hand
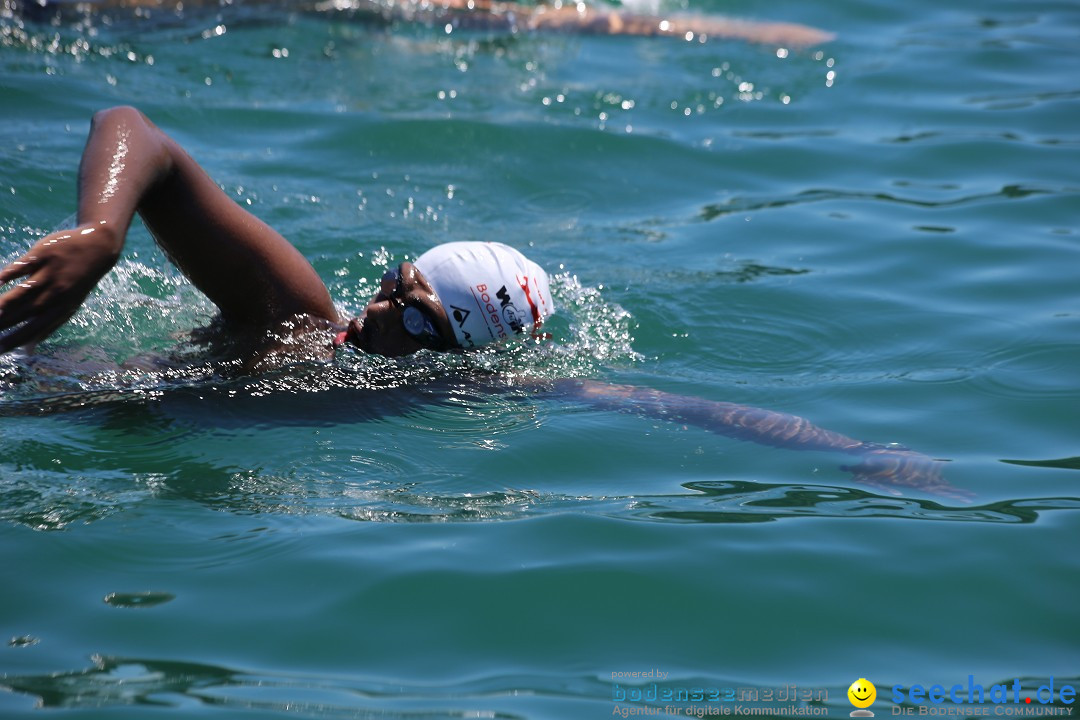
[843,446,970,502]
[0,222,121,354]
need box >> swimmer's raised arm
[552,379,965,500]
[0,106,338,354]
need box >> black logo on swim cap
[495,286,525,334]
[502,305,522,333]
[450,305,471,327]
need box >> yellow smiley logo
[848,678,877,710]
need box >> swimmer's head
[414,241,553,349]
[334,242,553,357]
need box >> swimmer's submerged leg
[555,379,968,501]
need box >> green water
[1,0,1078,717]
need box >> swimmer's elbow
[90,106,163,148]
[88,106,176,176]
[91,105,147,129]
[90,106,169,147]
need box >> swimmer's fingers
[0,263,48,328]
[0,272,75,353]
[0,224,121,354]
[0,252,42,287]
[0,261,42,343]
[0,305,69,354]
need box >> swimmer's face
[338,262,457,357]
[847,679,876,709]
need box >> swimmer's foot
[843,447,973,503]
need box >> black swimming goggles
[382,266,449,351]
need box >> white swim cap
[413,241,554,349]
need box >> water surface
[1,0,1078,717]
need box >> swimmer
[14,0,835,48]
[0,107,960,499]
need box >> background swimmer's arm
[16,0,833,47]
[417,0,834,47]
[553,379,965,500]
[0,106,338,353]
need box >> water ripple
[971,343,1077,400]
[0,655,551,717]
[699,184,1054,221]
[965,88,1080,112]
[627,480,1080,525]
[5,657,1075,717]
